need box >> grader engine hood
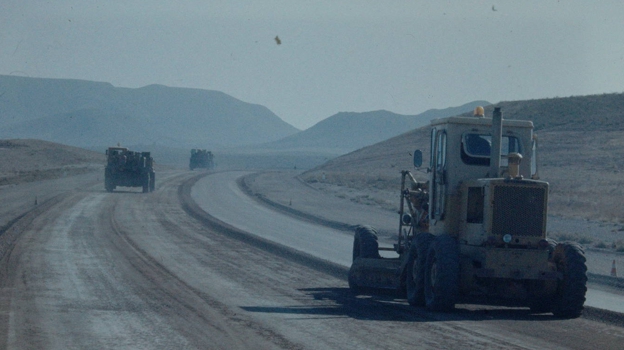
[490,180,548,241]
[463,178,549,247]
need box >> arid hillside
[301,93,624,224]
[0,75,299,149]
[256,101,488,155]
[0,139,104,185]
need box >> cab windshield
[461,133,522,166]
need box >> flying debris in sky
[275,35,281,45]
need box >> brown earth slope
[0,139,104,186]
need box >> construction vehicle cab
[348,107,587,318]
[427,110,540,238]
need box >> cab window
[461,133,522,166]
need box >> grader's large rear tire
[424,234,459,312]
[406,232,434,307]
[551,242,587,318]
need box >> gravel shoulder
[242,170,398,241]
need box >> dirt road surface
[0,169,622,349]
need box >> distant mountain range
[0,74,491,169]
[307,91,624,176]
[0,75,299,148]
[255,101,489,154]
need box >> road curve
[190,171,364,267]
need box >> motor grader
[348,107,587,318]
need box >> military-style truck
[104,147,155,193]
[348,107,587,318]
[189,149,214,170]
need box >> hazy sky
[2,1,623,129]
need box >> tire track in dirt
[108,171,303,349]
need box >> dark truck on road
[105,147,155,193]
[189,149,214,170]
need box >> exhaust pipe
[490,107,503,178]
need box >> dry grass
[540,130,624,223]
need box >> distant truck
[189,149,214,170]
[105,147,155,193]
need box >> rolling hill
[0,75,489,169]
[0,139,104,186]
[0,75,299,149]
[256,101,489,155]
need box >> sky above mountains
[2,1,623,129]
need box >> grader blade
[349,258,402,290]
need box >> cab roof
[430,116,533,129]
